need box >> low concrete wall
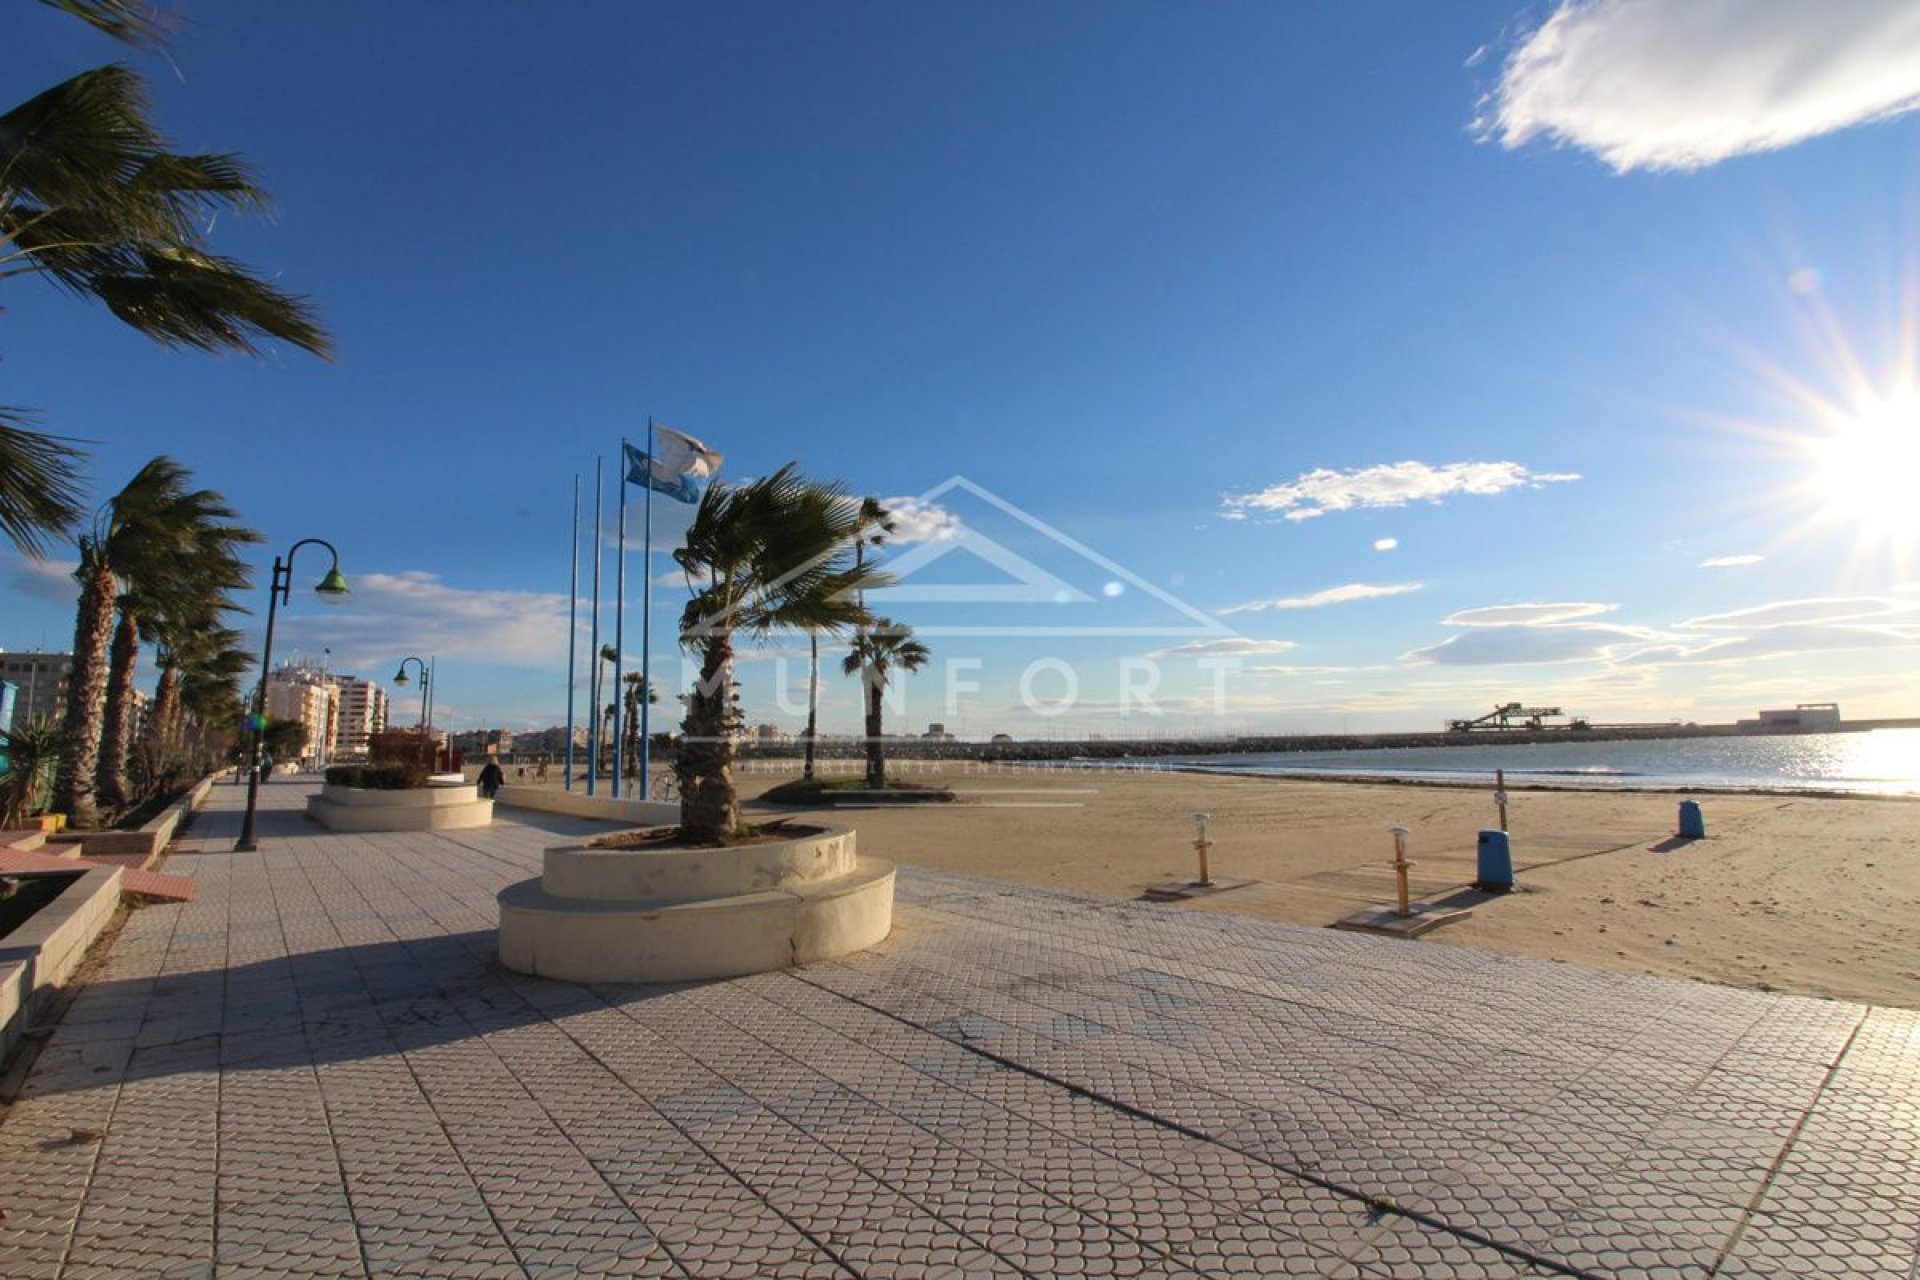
[542,828,855,901]
[308,783,493,832]
[494,786,677,827]
[0,866,122,1065]
[497,824,894,984]
[56,772,220,864]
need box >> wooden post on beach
[1493,769,1509,833]
[1390,826,1413,917]
[1192,812,1214,887]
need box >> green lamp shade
[314,566,350,599]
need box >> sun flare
[1807,387,1920,543]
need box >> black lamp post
[393,656,430,729]
[235,539,348,852]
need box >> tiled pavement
[0,783,1914,1279]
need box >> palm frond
[0,409,87,556]
[37,0,176,48]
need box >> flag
[624,426,722,503]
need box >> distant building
[0,651,71,725]
[1738,702,1841,730]
[331,676,389,759]
[265,662,339,768]
[923,722,955,741]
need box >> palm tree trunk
[96,606,139,808]
[54,561,116,828]
[802,633,819,781]
[864,675,885,791]
[679,633,738,841]
[148,657,181,749]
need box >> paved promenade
[0,781,1913,1278]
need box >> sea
[1157,728,1920,797]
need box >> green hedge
[324,763,426,790]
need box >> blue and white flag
[624,426,722,503]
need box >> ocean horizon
[1148,727,1920,797]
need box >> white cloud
[1225,461,1578,522]
[1680,596,1919,630]
[1443,601,1616,627]
[1481,0,1920,172]
[5,555,78,607]
[1698,554,1764,569]
[1372,538,1399,552]
[1152,638,1298,658]
[1621,622,1920,665]
[274,571,569,671]
[1218,582,1423,615]
[879,496,962,545]
[1405,622,1660,666]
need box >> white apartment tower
[331,677,389,759]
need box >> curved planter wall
[307,782,494,832]
[498,825,893,984]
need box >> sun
[1805,387,1920,543]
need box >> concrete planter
[307,782,493,832]
[0,866,122,1065]
[498,824,893,984]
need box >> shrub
[324,763,424,790]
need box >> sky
[5,0,1920,739]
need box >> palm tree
[0,716,65,828]
[1,65,329,358]
[1,5,326,561]
[52,457,255,825]
[842,619,930,791]
[622,671,656,788]
[0,409,85,558]
[804,497,894,782]
[674,465,878,841]
[96,492,259,807]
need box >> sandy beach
[715,760,1920,1009]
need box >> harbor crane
[1447,702,1590,733]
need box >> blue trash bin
[1677,799,1705,839]
[1476,829,1514,892]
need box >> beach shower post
[1390,826,1413,917]
[1192,812,1214,888]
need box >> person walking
[477,759,505,799]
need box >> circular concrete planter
[498,824,893,984]
[307,782,494,832]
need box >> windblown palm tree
[804,497,893,782]
[674,465,879,841]
[0,409,85,558]
[1,3,326,560]
[1,65,329,357]
[842,619,930,791]
[53,458,257,825]
[148,618,246,752]
[97,511,257,807]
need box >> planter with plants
[498,466,900,983]
[308,730,492,832]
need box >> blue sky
[5,0,1919,736]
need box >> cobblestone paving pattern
[0,782,1914,1278]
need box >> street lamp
[235,539,348,852]
[393,656,430,729]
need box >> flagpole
[588,456,603,796]
[565,473,579,791]
[640,418,655,800]
[613,437,628,796]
